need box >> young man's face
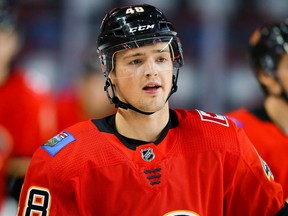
[111,41,174,113]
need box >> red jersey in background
[226,107,288,201]
[0,67,57,157]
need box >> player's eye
[129,59,142,65]
[157,57,167,63]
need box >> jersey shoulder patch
[226,116,244,128]
[196,109,229,127]
[41,131,75,156]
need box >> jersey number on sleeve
[24,187,51,216]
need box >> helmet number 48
[126,7,144,14]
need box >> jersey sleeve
[224,124,285,216]
[17,146,80,215]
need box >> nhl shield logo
[140,147,155,162]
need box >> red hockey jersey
[0,68,57,157]
[17,109,285,216]
[226,108,288,201]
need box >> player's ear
[258,69,281,95]
[109,70,117,85]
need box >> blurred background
[8,0,288,114]
[1,1,288,213]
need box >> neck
[265,95,288,135]
[115,104,170,142]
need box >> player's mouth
[143,82,161,94]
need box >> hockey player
[17,4,288,215]
[226,20,288,202]
[0,6,57,203]
[56,57,116,131]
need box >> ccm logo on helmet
[129,24,155,33]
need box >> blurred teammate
[17,4,287,215]
[226,20,288,201]
[56,55,116,131]
[0,6,57,202]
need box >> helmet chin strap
[105,69,180,116]
[111,96,155,115]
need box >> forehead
[116,42,170,58]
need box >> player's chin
[141,101,168,113]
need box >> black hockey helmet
[249,20,288,76]
[97,4,184,76]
